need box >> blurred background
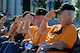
[0,0,80,27]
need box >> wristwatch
[40,47,44,51]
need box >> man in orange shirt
[0,14,6,35]
[17,8,49,53]
[0,14,6,43]
[17,8,49,46]
[37,3,77,53]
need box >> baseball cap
[55,3,75,14]
[35,8,48,15]
[9,16,17,21]
[30,12,35,16]
[22,11,30,17]
[22,11,35,17]
[0,14,4,19]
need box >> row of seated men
[0,3,80,53]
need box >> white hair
[64,10,75,20]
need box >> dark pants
[0,41,23,53]
[0,41,9,53]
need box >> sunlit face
[58,10,70,25]
[32,15,44,26]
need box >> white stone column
[8,0,15,17]
[15,0,22,15]
[2,0,7,11]
[30,0,38,12]
[46,0,54,11]
[0,0,2,13]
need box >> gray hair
[64,10,75,20]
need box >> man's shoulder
[66,24,76,29]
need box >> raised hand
[0,16,6,24]
[14,16,22,24]
[44,10,55,21]
[25,14,34,22]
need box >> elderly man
[0,14,6,35]
[17,8,49,53]
[0,14,6,43]
[37,3,77,53]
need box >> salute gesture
[0,16,6,35]
[25,14,34,22]
[0,16,6,24]
[39,10,55,34]
[44,10,55,21]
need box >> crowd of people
[0,3,77,53]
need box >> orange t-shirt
[46,24,77,49]
[24,26,51,46]
[5,32,10,36]
[4,31,17,41]
[24,26,38,39]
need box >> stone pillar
[15,0,22,15]
[2,0,7,12]
[46,0,54,11]
[8,0,15,17]
[30,0,38,12]
[0,0,3,13]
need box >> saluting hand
[0,16,6,24]
[25,14,34,22]
[14,16,22,24]
[44,10,55,21]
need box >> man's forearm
[24,20,30,31]
[17,21,24,33]
[44,41,67,50]
[39,19,48,34]
[0,23,4,35]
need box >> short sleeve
[60,25,77,49]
